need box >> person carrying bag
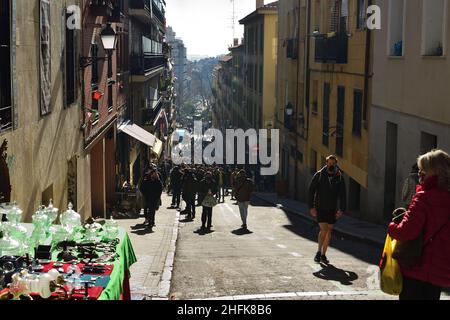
[387,150,450,300]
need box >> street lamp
[285,102,294,117]
[100,23,118,79]
[80,23,118,71]
[100,23,118,52]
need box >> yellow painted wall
[308,0,370,188]
[262,14,278,128]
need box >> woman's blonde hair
[418,149,450,191]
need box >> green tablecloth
[98,228,137,300]
[17,224,137,300]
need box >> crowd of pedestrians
[139,162,255,233]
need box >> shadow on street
[312,263,359,285]
[193,228,215,236]
[250,195,382,265]
[231,228,254,236]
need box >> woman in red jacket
[389,149,450,300]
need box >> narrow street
[126,194,391,300]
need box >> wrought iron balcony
[152,0,166,25]
[129,0,152,23]
[131,54,167,76]
[314,33,348,64]
[130,0,151,12]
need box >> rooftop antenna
[230,0,236,43]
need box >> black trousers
[186,201,196,218]
[172,187,181,207]
[201,206,213,228]
[400,277,442,300]
[144,207,156,225]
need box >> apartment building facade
[0,0,91,220]
[368,0,450,222]
[276,0,309,199]
[239,1,278,131]
[121,0,169,186]
[306,0,372,219]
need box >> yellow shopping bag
[379,234,403,295]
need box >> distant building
[166,26,187,110]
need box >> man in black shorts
[308,155,347,264]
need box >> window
[108,83,113,111]
[0,0,12,131]
[353,89,363,136]
[259,64,263,95]
[322,83,330,146]
[336,86,345,157]
[65,11,76,106]
[40,0,51,115]
[312,80,318,115]
[91,43,99,84]
[260,23,264,54]
[420,132,438,154]
[422,0,447,56]
[388,0,405,56]
[357,0,366,30]
[310,149,318,174]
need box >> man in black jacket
[170,166,183,208]
[140,169,163,229]
[308,155,346,264]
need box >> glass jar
[4,203,27,242]
[60,203,81,233]
[45,199,59,228]
[0,229,21,256]
[104,218,119,240]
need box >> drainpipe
[294,1,301,200]
[364,0,372,130]
[304,0,311,142]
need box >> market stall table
[0,223,137,300]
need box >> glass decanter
[0,226,21,257]
[45,199,59,229]
[4,203,28,242]
[31,206,50,247]
[60,203,81,237]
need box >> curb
[157,211,180,299]
[254,194,385,247]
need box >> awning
[118,122,164,158]
[118,122,157,147]
[152,139,164,157]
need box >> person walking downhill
[234,170,254,230]
[139,168,163,229]
[170,166,183,209]
[182,170,198,221]
[401,164,420,208]
[389,149,450,300]
[308,155,347,264]
[198,172,218,232]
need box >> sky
[166,0,267,58]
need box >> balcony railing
[314,33,348,64]
[152,0,166,25]
[130,0,151,12]
[131,54,167,75]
